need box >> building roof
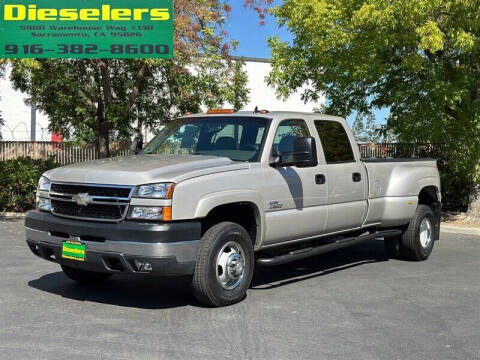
[230,56,271,63]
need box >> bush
[0,157,58,212]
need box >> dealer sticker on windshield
[62,241,86,262]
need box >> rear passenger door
[313,120,368,233]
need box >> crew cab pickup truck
[26,110,441,307]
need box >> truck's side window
[273,119,310,164]
[314,120,355,163]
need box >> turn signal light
[163,206,172,221]
[207,109,236,114]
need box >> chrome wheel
[419,217,433,248]
[216,241,245,290]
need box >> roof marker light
[207,109,236,114]
[254,106,269,114]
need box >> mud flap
[433,201,441,240]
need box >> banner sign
[0,0,173,58]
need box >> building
[0,71,51,141]
[0,58,325,141]
[235,57,324,113]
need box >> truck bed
[362,158,436,163]
[360,158,439,228]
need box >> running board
[256,229,403,267]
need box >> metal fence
[0,141,436,166]
[358,143,436,159]
[0,141,131,166]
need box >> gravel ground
[442,212,480,229]
[0,219,479,360]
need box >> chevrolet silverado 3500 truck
[26,111,441,307]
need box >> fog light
[134,260,152,272]
[36,197,51,211]
[128,206,163,220]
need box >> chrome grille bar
[48,182,134,222]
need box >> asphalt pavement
[0,219,479,360]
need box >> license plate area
[62,241,86,262]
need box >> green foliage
[223,58,250,111]
[8,0,250,157]
[267,0,480,210]
[0,157,58,212]
[351,113,380,142]
[0,60,5,139]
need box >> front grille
[49,182,133,222]
[51,200,127,221]
[50,183,131,198]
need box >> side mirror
[293,137,318,168]
[270,136,318,168]
[131,136,143,155]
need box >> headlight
[134,183,175,199]
[128,206,172,221]
[38,176,51,192]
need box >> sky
[226,2,390,127]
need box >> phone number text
[4,43,170,55]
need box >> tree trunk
[97,136,108,158]
[96,113,110,158]
[467,181,480,219]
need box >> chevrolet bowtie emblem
[72,193,92,206]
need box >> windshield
[142,116,270,162]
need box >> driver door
[261,119,328,246]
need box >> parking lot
[1,219,479,360]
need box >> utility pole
[30,103,36,141]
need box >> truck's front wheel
[192,222,254,307]
[61,265,113,283]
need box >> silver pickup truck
[26,110,441,307]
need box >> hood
[45,154,249,185]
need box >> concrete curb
[0,212,26,219]
[441,225,480,236]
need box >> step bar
[256,229,403,267]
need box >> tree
[243,0,274,25]
[266,0,480,213]
[468,166,480,218]
[9,0,249,157]
[224,58,250,110]
[351,112,380,143]
[0,60,6,139]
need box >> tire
[61,264,113,283]
[399,204,435,261]
[192,222,254,307]
[384,235,404,259]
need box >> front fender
[194,190,266,249]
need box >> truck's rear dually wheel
[401,204,435,261]
[192,222,254,307]
[384,204,435,261]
